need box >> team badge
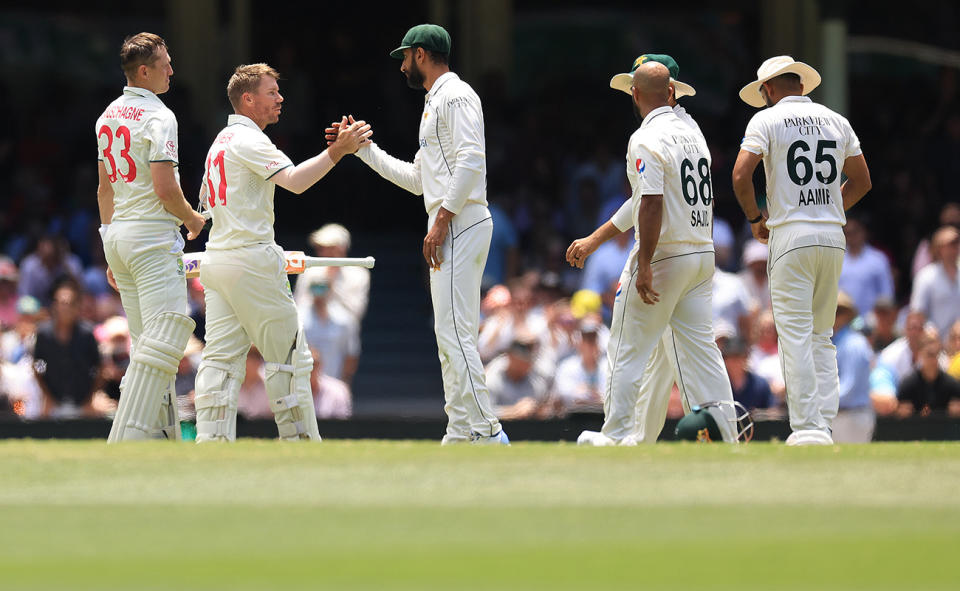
[636,158,645,174]
[696,428,713,442]
[633,55,648,70]
[177,258,185,276]
[423,112,429,120]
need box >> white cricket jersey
[355,71,487,216]
[202,115,293,251]
[95,86,180,224]
[611,105,704,232]
[626,106,714,259]
[740,95,861,229]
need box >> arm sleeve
[610,199,634,232]
[233,135,294,180]
[844,118,863,158]
[145,111,180,163]
[739,113,767,157]
[439,95,486,215]
[634,143,664,196]
[355,142,423,195]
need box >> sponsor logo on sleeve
[266,161,283,171]
[636,158,645,174]
[165,141,178,159]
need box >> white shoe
[470,429,510,445]
[785,429,834,446]
[577,430,616,446]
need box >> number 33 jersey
[627,106,715,260]
[740,95,861,229]
[96,86,182,224]
[202,114,293,251]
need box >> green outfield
[1,440,958,591]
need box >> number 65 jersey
[740,95,861,230]
[627,106,715,261]
[95,86,181,224]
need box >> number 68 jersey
[95,86,181,224]
[627,106,715,260]
[740,95,861,229]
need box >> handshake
[325,115,372,162]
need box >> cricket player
[577,60,736,446]
[732,56,872,446]
[96,32,207,441]
[569,54,730,445]
[329,24,507,444]
[193,64,370,442]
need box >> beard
[405,60,425,89]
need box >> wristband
[748,215,763,224]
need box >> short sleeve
[145,111,180,163]
[233,134,293,180]
[739,112,767,156]
[610,199,634,232]
[632,142,663,196]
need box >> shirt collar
[123,85,163,104]
[425,71,458,101]
[640,105,674,129]
[778,95,812,105]
[227,114,261,130]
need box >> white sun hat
[738,55,821,108]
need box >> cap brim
[389,45,410,59]
[673,79,696,98]
[739,62,822,108]
[609,73,633,95]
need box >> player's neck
[423,66,450,93]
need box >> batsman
[193,63,370,442]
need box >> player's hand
[423,217,449,270]
[106,268,118,292]
[324,119,341,145]
[635,262,659,305]
[566,236,599,269]
[750,218,769,244]
[184,210,207,241]
[326,115,372,150]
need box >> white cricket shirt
[626,106,715,260]
[95,86,180,223]
[740,95,862,229]
[355,71,487,216]
[202,114,293,250]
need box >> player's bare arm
[566,220,621,269]
[840,153,872,211]
[424,206,454,270]
[635,194,662,305]
[96,162,119,292]
[151,161,206,239]
[731,149,769,243]
[272,116,372,194]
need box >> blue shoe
[470,429,510,445]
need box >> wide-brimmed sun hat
[739,55,821,108]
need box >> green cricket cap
[390,24,452,59]
[675,406,722,442]
[610,53,697,98]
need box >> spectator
[300,271,359,384]
[1,295,43,365]
[713,216,736,272]
[911,202,960,277]
[479,278,546,363]
[294,223,371,325]
[721,336,773,411]
[896,330,960,417]
[580,228,633,296]
[945,320,960,380]
[186,278,206,343]
[310,348,352,419]
[747,310,785,405]
[552,317,607,415]
[0,256,19,329]
[485,334,550,419]
[838,217,894,318]
[867,296,899,352]
[17,235,84,306]
[94,315,130,403]
[878,310,930,387]
[713,265,753,340]
[832,292,876,443]
[237,347,270,419]
[32,280,101,417]
[910,226,960,339]
[483,198,520,290]
[738,239,770,314]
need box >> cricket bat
[182,251,375,278]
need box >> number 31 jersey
[95,86,180,224]
[202,114,293,251]
[628,106,715,260]
[740,95,861,229]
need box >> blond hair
[227,64,280,111]
[120,32,166,79]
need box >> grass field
[1,440,958,591]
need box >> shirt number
[205,150,227,207]
[681,157,712,206]
[787,140,838,186]
[98,124,137,183]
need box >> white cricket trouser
[832,406,875,443]
[768,222,845,434]
[103,221,187,347]
[198,244,301,379]
[602,247,734,442]
[429,203,502,440]
[630,330,681,443]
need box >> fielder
[569,54,732,444]
[732,56,872,446]
[578,60,737,446]
[329,24,507,444]
[193,64,370,442]
[96,32,207,441]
